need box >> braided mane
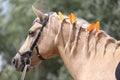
[50,12,119,57]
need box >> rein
[18,14,50,80]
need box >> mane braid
[65,24,73,52]
[70,23,81,55]
[55,20,63,44]
[47,15,52,34]
[83,31,89,57]
[82,30,96,58]
[48,13,58,34]
[103,36,117,56]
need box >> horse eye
[28,31,35,37]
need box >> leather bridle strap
[35,46,45,60]
[18,14,50,61]
[30,14,50,51]
[29,14,50,60]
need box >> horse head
[12,7,59,72]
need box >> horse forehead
[30,22,41,31]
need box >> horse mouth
[16,64,31,72]
[14,60,31,72]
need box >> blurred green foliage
[0,0,120,80]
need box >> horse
[12,6,120,80]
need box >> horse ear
[32,6,46,21]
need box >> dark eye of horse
[28,31,35,37]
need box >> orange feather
[58,12,64,20]
[95,21,100,32]
[68,14,73,24]
[71,13,76,23]
[87,23,96,32]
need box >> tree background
[0,0,120,80]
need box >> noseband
[18,14,50,64]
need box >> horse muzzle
[12,51,32,72]
[12,57,31,72]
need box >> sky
[0,54,6,72]
[0,55,2,71]
[0,0,9,72]
[0,0,9,14]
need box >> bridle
[18,14,50,65]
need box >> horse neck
[56,18,120,79]
[56,19,90,78]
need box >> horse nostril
[12,58,16,64]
